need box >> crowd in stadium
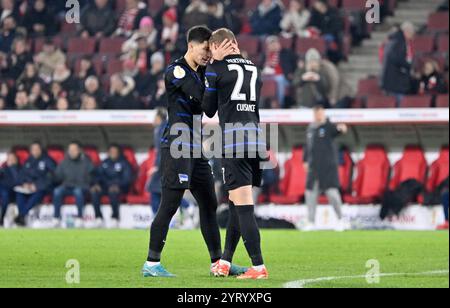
[0,0,448,110]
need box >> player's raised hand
[212,39,236,61]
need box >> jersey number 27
[228,64,258,102]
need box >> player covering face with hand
[202,28,268,280]
[142,26,247,278]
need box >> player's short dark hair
[209,28,237,45]
[187,25,212,44]
[108,143,122,153]
[68,141,83,148]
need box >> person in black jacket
[80,0,117,38]
[15,142,56,226]
[303,104,349,231]
[0,152,20,226]
[381,22,416,104]
[91,144,132,227]
[309,0,344,63]
[23,0,55,37]
[250,0,283,35]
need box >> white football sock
[253,265,265,271]
[219,260,231,267]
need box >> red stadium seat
[127,148,156,204]
[99,38,126,55]
[244,0,260,10]
[427,12,449,32]
[106,58,124,76]
[260,79,278,101]
[412,35,436,54]
[436,95,449,108]
[341,0,367,11]
[67,37,96,55]
[426,146,449,193]
[339,148,354,194]
[236,35,260,58]
[148,0,164,13]
[12,146,30,165]
[390,145,428,190]
[357,77,382,96]
[34,36,64,53]
[345,145,390,204]
[122,146,139,173]
[366,95,397,108]
[60,21,77,35]
[296,38,326,56]
[437,35,449,53]
[400,96,432,108]
[270,147,307,204]
[47,145,65,164]
[83,146,101,166]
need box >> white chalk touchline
[283,270,449,288]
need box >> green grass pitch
[0,230,448,288]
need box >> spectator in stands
[76,55,97,82]
[261,36,297,106]
[437,180,449,230]
[0,95,6,109]
[28,81,51,110]
[15,142,56,227]
[52,142,95,228]
[55,96,69,111]
[303,104,349,231]
[23,0,55,37]
[293,48,331,108]
[0,15,16,53]
[381,22,416,104]
[106,73,140,109]
[52,62,79,106]
[0,80,13,108]
[17,62,41,92]
[91,144,133,228]
[414,59,448,97]
[83,76,105,108]
[115,0,149,37]
[34,39,66,83]
[160,7,179,51]
[309,0,343,63]
[207,0,242,34]
[122,16,159,57]
[250,0,283,36]
[1,37,32,80]
[0,152,20,226]
[80,94,98,110]
[183,0,209,30]
[151,77,167,109]
[280,0,310,38]
[80,0,117,38]
[14,89,34,109]
[0,0,19,24]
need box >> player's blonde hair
[209,28,237,45]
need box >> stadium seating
[366,95,397,109]
[296,38,327,56]
[436,95,449,108]
[390,145,428,190]
[357,77,383,96]
[400,96,433,108]
[12,146,30,165]
[47,145,65,164]
[426,146,449,193]
[260,79,278,102]
[99,38,126,56]
[83,146,102,166]
[344,145,390,204]
[427,12,449,33]
[412,35,436,54]
[270,147,307,204]
[127,148,156,204]
[67,37,97,55]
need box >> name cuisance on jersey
[225,57,257,113]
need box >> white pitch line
[283,270,449,288]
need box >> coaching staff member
[303,104,349,232]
